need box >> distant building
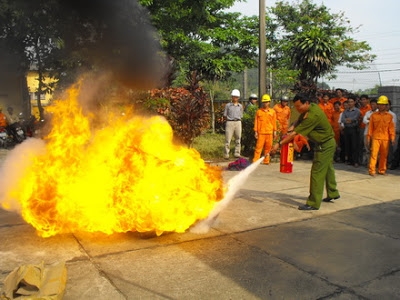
[26,69,57,120]
[1,40,57,120]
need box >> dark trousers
[391,136,400,168]
[358,128,366,165]
[338,132,345,162]
[343,127,359,164]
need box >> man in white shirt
[223,89,243,159]
[337,100,348,163]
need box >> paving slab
[234,204,400,288]
[0,224,84,272]
[93,236,338,299]
[73,229,223,258]
[327,201,400,239]
[354,271,400,299]
[64,260,126,300]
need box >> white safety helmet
[231,89,241,97]
[249,93,258,99]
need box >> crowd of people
[223,88,400,173]
[315,89,398,173]
[223,88,398,210]
[223,90,292,162]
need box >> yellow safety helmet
[377,95,389,105]
[261,94,271,102]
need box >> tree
[269,68,299,98]
[0,0,167,103]
[317,81,330,90]
[0,0,67,120]
[146,87,210,147]
[268,0,375,95]
[139,0,260,89]
[291,26,335,82]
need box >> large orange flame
[2,84,224,237]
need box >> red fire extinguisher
[280,140,294,173]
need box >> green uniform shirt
[295,103,334,144]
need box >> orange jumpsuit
[331,109,342,145]
[0,112,7,127]
[318,101,334,125]
[273,104,291,135]
[253,108,277,164]
[367,111,395,175]
[329,96,347,105]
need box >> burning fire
[0,83,225,237]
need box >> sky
[228,0,400,92]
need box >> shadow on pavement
[1,200,400,299]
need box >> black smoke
[59,0,168,89]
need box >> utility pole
[259,0,266,103]
[269,69,273,97]
[243,67,248,101]
[210,90,215,134]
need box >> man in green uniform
[272,94,340,210]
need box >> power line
[335,68,400,74]
[370,62,400,66]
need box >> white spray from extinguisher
[190,156,264,234]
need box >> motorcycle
[17,112,44,138]
[0,126,15,149]
[8,121,25,144]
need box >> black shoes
[299,196,341,210]
[322,196,340,202]
[298,204,318,211]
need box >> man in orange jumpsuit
[273,95,291,136]
[358,94,371,165]
[331,101,342,144]
[318,93,334,125]
[367,95,395,176]
[329,88,347,105]
[253,94,277,164]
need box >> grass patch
[192,132,225,160]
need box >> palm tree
[291,26,336,98]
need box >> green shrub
[241,105,257,158]
[192,132,225,160]
[147,87,210,147]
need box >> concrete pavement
[1,148,400,299]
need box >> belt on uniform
[227,119,241,121]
